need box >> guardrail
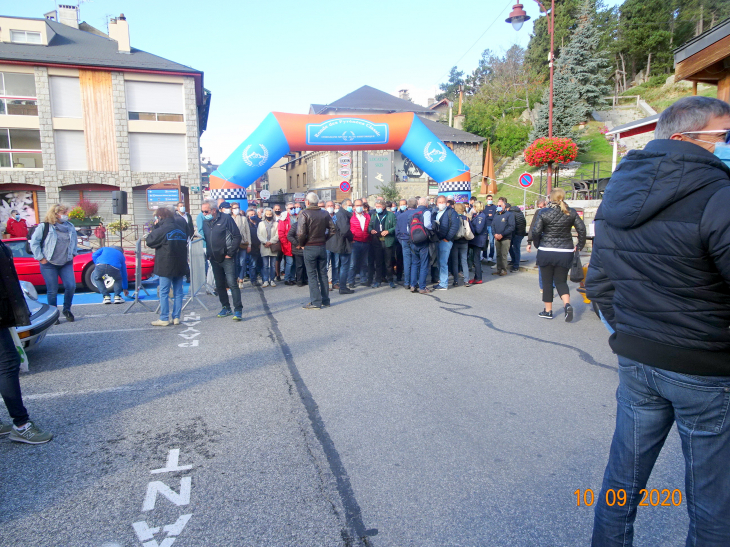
[124,237,154,314]
[183,238,210,312]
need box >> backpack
[455,216,475,240]
[409,211,429,245]
[25,222,49,256]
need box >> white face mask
[326,207,334,214]
[437,203,446,211]
[222,208,231,214]
[60,214,69,222]
[179,207,186,213]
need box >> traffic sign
[260,190,271,199]
[339,181,351,193]
[518,173,534,188]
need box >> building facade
[0,7,208,230]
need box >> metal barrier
[182,238,210,311]
[124,237,154,314]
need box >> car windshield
[5,240,32,258]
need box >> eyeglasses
[682,129,730,144]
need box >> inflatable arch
[209,112,472,209]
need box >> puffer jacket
[531,203,586,250]
[203,212,242,263]
[586,139,730,376]
[509,206,527,237]
[469,212,488,248]
[277,214,292,256]
[146,217,189,278]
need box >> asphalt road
[0,269,689,547]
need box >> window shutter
[129,133,186,172]
[125,81,184,114]
[49,77,82,118]
[54,130,87,170]
[312,156,317,182]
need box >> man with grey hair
[587,96,730,545]
[368,198,397,288]
[297,192,335,308]
[395,197,418,289]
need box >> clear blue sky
[10,0,624,163]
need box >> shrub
[69,207,86,221]
[76,198,99,218]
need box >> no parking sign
[519,173,534,188]
[339,181,351,193]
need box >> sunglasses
[682,129,730,144]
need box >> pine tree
[530,0,611,142]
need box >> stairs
[497,155,526,180]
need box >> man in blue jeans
[483,194,497,262]
[586,96,730,546]
[395,197,417,290]
[297,192,335,309]
[432,195,459,291]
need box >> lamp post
[507,1,556,193]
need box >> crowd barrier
[124,237,154,314]
[182,238,210,312]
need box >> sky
[10,0,624,164]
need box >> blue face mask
[496,206,503,212]
[346,206,353,212]
[375,207,383,214]
[14,215,20,221]
[203,213,213,220]
[294,207,301,214]
[714,142,730,168]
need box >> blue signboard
[147,188,180,209]
[306,118,389,146]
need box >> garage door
[82,191,115,223]
[59,189,80,209]
[132,187,156,227]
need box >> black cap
[219,201,231,209]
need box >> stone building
[0,7,209,230]
[303,85,484,202]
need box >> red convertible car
[4,238,155,292]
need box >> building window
[303,172,306,187]
[312,157,317,182]
[129,133,186,172]
[125,81,184,123]
[0,129,43,168]
[297,174,299,188]
[9,30,42,44]
[0,72,38,116]
[289,176,292,189]
[49,76,82,118]
[54,130,87,170]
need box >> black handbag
[570,250,584,283]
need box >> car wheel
[83,265,99,292]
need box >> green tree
[436,66,465,101]
[525,0,585,77]
[376,181,401,203]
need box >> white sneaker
[103,296,111,304]
[151,319,170,327]
[269,281,277,287]
[262,281,270,287]
[114,296,123,304]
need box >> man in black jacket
[586,96,730,546]
[508,204,527,273]
[432,195,460,290]
[0,240,52,444]
[175,201,194,239]
[201,199,243,319]
[325,199,354,295]
[297,192,335,309]
[491,198,514,276]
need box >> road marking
[142,478,192,511]
[24,385,144,400]
[178,313,201,348]
[150,449,193,474]
[48,328,150,336]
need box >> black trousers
[540,264,570,302]
[366,240,375,284]
[373,240,394,283]
[394,240,404,281]
[294,254,307,285]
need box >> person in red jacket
[348,199,371,287]
[5,211,28,238]
[277,209,295,285]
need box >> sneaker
[404,285,411,290]
[103,296,111,304]
[538,310,554,320]
[233,311,243,321]
[371,282,380,288]
[238,280,244,289]
[434,285,448,291]
[275,275,281,282]
[63,310,74,322]
[498,270,508,276]
[339,287,354,294]
[321,301,331,308]
[389,281,396,288]
[217,307,232,317]
[565,304,574,323]
[471,279,483,285]
[173,318,180,325]
[0,422,13,437]
[9,422,53,444]
[114,296,124,304]
[302,303,321,310]
[348,283,356,289]
[151,319,171,326]
[411,286,419,293]
[261,281,270,287]
[269,281,277,287]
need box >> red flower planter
[524,137,578,167]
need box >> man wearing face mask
[230,202,251,288]
[175,201,194,240]
[327,199,354,294]
[246,208,262,286]
[395,198,417,289]
[586,96,730,547]
[483,194,497,264]
[324,200,339,289]
[348,199,371,288]
[5,210,28,238]
[431,195,460,290]
[272,205,284,282]
[491,197,514,276]
[368,199,397,288]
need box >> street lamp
[507,0,556,192]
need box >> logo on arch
[306,118,389,146]
[242,144,269,167]
[423,142,447,163]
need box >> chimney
[427,97,435,107]
[57,4,79,29]
[44,10,58,22]
[398,89,411,101]
[108,14,131,53]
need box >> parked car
[3,238,155,292]
[16,281,59,350]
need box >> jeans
[486,225,495,259]
[495,238,510,272]
[349,241,369,285]
[92,263,123,297]
[592,358,730,546]
[410,243,430,289]
[294,254,307,284]
[40,261,75,312]
[327,250,340,285]
[338,253,351,290]
[399,239,412,286]
[373,240,394,283]
[283,254,294,282]
[0,327,28,427]
[159,276,184,321]
[450,241,469,284]
[248,250,260,282]
[261,256,275,282]
[471,245,483,280]
[395,240,404,281]
[210,257,242,311]
[236,249,248,280]
[509,235,524,271]
[437,240,453,288]
[303,246,329,307]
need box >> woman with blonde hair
[29,204,79,322]
[530,188,586,321]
